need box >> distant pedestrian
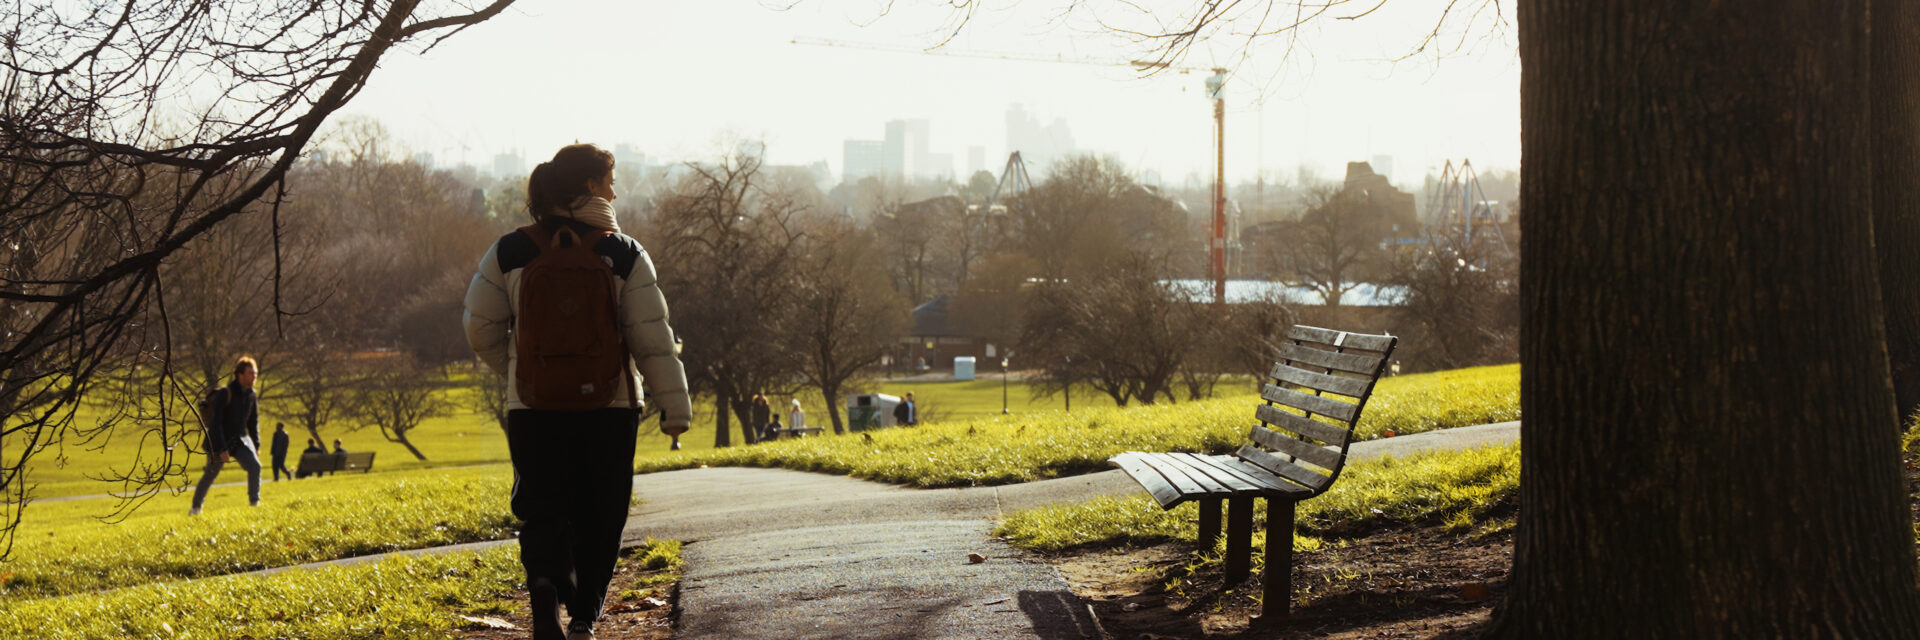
[190,355,263,515]
[270,423,292,482]
[894,392,918,426]
[463,142,693,640]
[765,413,784,442]
[750,393,771,442]
[789,399,806,434]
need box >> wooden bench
[1109,325,1398,624]
[296,451,376,477]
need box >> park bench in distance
[1109,325,1398,624]
[296,451,377,477]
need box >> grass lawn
[0,464,516,598]
[0,537,687,640]
[634,364,1520,487]
[9,375,1118,500]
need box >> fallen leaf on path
[1459,583,1492,602]
[967,553,986,564]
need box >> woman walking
[464,143,692,640]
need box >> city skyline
[336,1,1520,188]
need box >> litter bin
[847,393,902,432]
[953,357,976,381]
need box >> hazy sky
[341,0,1520,186]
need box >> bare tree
[0,0,515,554]
[782,218,911,434]
[648,152,805,447]
[1022,258,1197,407]
[277,334,361,448]
[348,358,448,462]
[1385,231,1518,371]
[1276,186,1385,306]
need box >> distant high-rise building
[1005,104,1076,174]
[882,120,918,177]
[614,144,645,170]
[1370,154,1395,185]
[968,146,986,176]
[492,150,526,179]
[411,152,435,169]
[843,140,885,181]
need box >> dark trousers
[191,445,261,509]
[271,454,291,481]
[506,408,639,625]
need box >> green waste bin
[848,405,881,432]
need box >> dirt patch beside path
[1050,526,1511,639]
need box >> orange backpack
[513,224,637,411]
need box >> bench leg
[1198,497,1222,551]
[1225,497,1253,585]
[1253,498,1297,626]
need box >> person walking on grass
[190,356,263,515]
[269,423,292,482]
[464,143,693,640]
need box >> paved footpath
[221,421,1518,635]
[634,421,1519,640]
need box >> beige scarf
[554,195,620,233]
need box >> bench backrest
[296,452,334,472]
[1236,325,1397,497]
[340,451,375,472]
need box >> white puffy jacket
[462,211,692,429]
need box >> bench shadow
[1018,590,1105,639]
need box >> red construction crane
[791,37,1232,305]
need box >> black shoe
[566,617,595,640]
[530,579,564,640]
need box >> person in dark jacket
[750,393,772,442]
[190,356,263,515]
[296,438,325,479]
[893,392,918,426]
[269,423,292,482]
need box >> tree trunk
[823,382,845,435]
[391,431,428,461]
[1874,0,1920,429]
[1489,2,1920,636]
[731,397,758,445]
[711,392,731,448]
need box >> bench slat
[1280,343,1385,376]
[1287,326,1396,353]
[1157,453,1266,496]
[1235,445,1331,492]
[1138,453,1236,496]
[1262,384,1360,423]
[1109,453,1189,509]
[1218,456,1320,495]
[1172,453,1311,497]
[1249,425,1343,471]
[1255,404,1351,447]
[1269,362,1374,398]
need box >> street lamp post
[1001,355,1011,414]
[1064,355,1071,412]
